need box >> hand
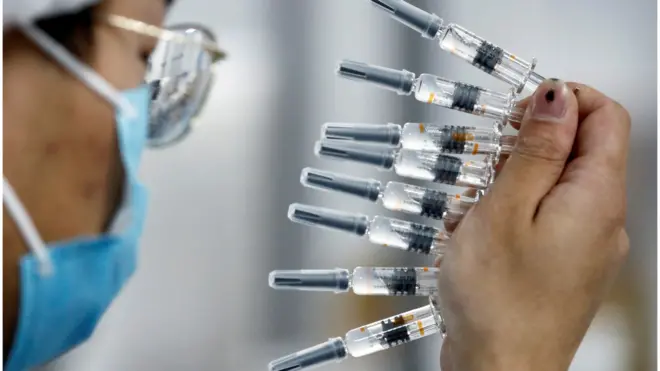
[436,79,631,371]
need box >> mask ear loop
[3,178,54,276]
[19,23,137,119]
[8,23,139,276]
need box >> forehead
[100,0,170,26]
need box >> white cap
[4,0,101,30]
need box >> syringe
[368,0,545,94]
[315,140,494,189]
[269,296,445,371]
[322,122,517,156]
[300,167,478,222]
[269,267,439,296]
[337,60,524,126]
[288,203,448,255]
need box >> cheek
[91,28,146,91]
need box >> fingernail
[530,78,569,122]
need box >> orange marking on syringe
[472,143,479,155]
[419,124,425,133]
[455,194,461,199]
[427,93,435,104]
[423,267,429,272]
[466,133,475,140]
[510,54,517,60]
[417,321,425,336]
[360,327,366,332]
[403,314,415,322]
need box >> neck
[3,30,122,359]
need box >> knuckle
[615,229,630,261]
[604,99,632,130]
[514,132,566,164]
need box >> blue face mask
[3,84,151,370]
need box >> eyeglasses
[108,14,227,147]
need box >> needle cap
[314,140,396,170]
[269,269,351,293]
[321,122,402,146]
[336,59,415,95]
[268,338,348,371]
[301,168,382,202]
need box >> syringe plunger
[315,140,494,189]
[288,203,448,255]
[336,59,522,125]
[368,0,545,93]
[269,297,445,370]
[269,267,440,296]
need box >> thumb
[440,336,453,371]
[487,79,578,217]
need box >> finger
[494,153,510,177]
[444,187,482,233]
[513,82,607,130]
[565,82,613,122]
[510,96,532,130]
[440,336,453,371]
[487,79,579,217]
[568,84,631,176]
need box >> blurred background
[43,0,656,370]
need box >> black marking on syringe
[431,155,463,185]
[380,315,411,347]
[451,83,481,113]
[420,189,448,219]
[385,268,417,295]
[437,125,467,154]
[473,41,504,73]
[407,224,435,254]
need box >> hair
[35,6,97,59]
[33,0,176,59]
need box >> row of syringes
[361,0,545,95]
[269,0,547,369]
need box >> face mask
[3,25,151,371]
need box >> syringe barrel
[437,23,541,94]
[369,0,443,40]
[394,149,494,189]
[400,122,503,154]
[413,74,522,125]
[321,122,402,146]
[344,303,441,357]
[381,181,476,221]
[300,167,382,202]
[367,215,447,255]
[351,266,439,296]
[268,337,348,371]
